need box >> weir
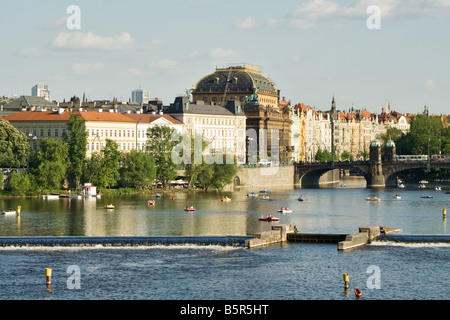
[0,236,252,248]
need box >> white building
[124,113,183,151]
[164,96,247,164]
[31,84,51,101]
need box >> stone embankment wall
[234,166,294,190]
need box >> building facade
[164,96,247,164]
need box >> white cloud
[71,62,105,75]
[284,0,450,29]
[51,32,134,51]
[149,59,178,70]
[210,48,237,58]
[233,17,257,29]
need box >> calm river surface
[0,177,448,301]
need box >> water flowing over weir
[0,236,252,248]
[378,234,450,244]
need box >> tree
[99,139,121,189]
[9,171,37,196]
[35,138,69,190]
[0,119,29,168]
[63,113,88,189]
[146,126,178,189]
[196,155,238,191]
[315,148,333,162]
[120,150,156,188]
[396,115,447,156]
[84,152,103,187]
[183,133,209,189]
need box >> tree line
[0,114,237,196]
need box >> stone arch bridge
[295,160,450,188]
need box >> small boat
[148,200,155,206]
[2,210,16,215]
[392,194,401,199]
[259,189,271,194]
[419,180,429,184]
[398,183,405,188]
[365,196,381,202]
[155,194,161,198]
[298,197,304,201]
[418,184,426,189]
[340,184,346,188]
[184,206,196,212]
[104,204,115,209]
[435,187,441,191]
[420,195,433,199]
[277,207,292,213]
[354,288,362,298]
[262,195,270,200]
[259,215,279,222]
[221,196,231,202]
[446,190,450,194]
[246,192,258,197]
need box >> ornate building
[192,65,292,164]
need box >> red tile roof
[124,114,183,124]
[2,111,138,122]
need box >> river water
[0,177,448,303]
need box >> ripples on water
[0,180,449,301]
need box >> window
[47,129,51,137]
[55,129,59,137]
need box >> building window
[55,129,59,137]
[47,129,51,137]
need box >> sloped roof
[3,96,56,109]
[2,110,137,123]
[124,114,183,124]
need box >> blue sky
[1,0,449,115]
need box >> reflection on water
[0,178,448,237]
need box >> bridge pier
[366,175,385,188]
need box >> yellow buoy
[17,206,21,216]
[343,273,349,288]
[45,268,52,285]
[443,208,447,217]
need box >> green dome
[370,139,381,148]
[386,139,396,148]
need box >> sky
[1,0,449,115]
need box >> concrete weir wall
[245,224,297,248]
[337,226,381,251]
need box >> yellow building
[2,109,137,157]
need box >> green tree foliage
[84,152,104,188]
[63,113,88,189]
[99,139,121,189]
[396,115,449,156]
[35,138,69,190]
[315,149,333,162]
[0,120,29,168]
[9,171,37,196]
[196,155,238,191]
[182,133,209,189]
[120,150,156,188]
[146,126,178,189]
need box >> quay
[245,224,402,251]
